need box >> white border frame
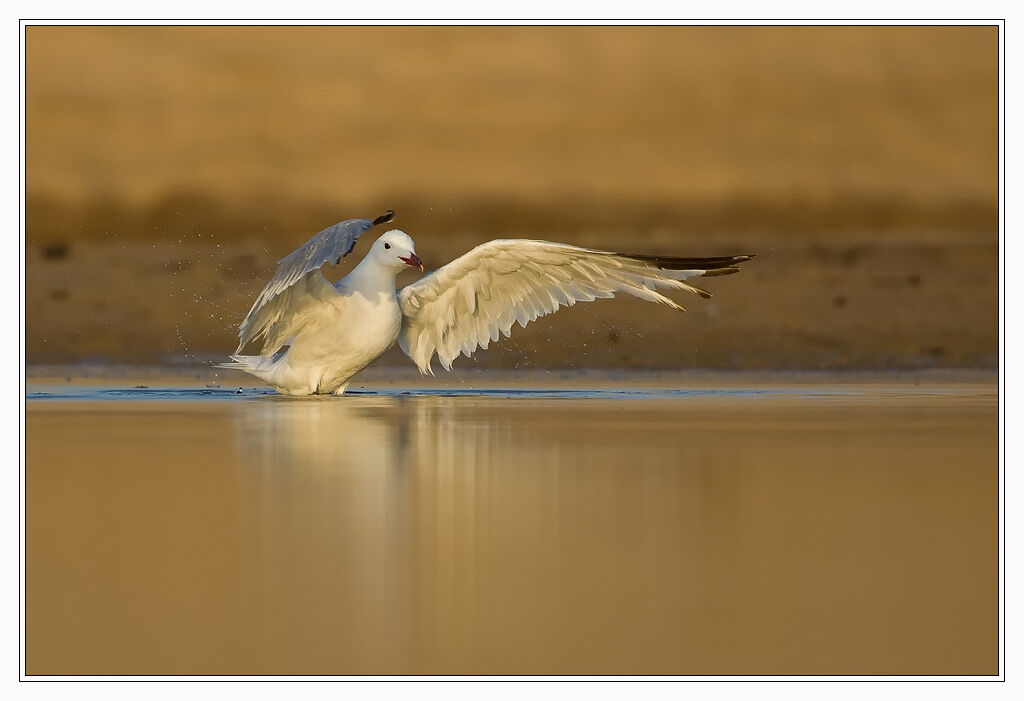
[15,18,1006,683]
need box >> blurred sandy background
[25,25,998,370]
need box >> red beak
[400,253,423,272]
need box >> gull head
[370,230,422,273]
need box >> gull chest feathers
[288,280,402,395]
[220,210,753,396]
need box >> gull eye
[384,243,391,249]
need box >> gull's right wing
[397,238,754,373]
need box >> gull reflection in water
[226,395,734,672]
[229,397,418,669]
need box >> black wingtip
[701,266,741,277]
[372,210,396,226]
[619,253,757,271]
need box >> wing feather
[397,239,753,373]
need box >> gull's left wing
[397,239,754,373]
[236,210,394,353]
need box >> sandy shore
[27,230,997,370]
[25,365,999,390]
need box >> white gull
[218,210,754,395]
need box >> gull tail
[216,354,282,386]
[216,354,260,372]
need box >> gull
[218,211,754,395]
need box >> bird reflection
[235,397,403,473]
[226,395,730,671]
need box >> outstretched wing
[236,210,394,353]
[397,239,754,373]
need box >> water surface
[25,381,998,675]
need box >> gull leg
[333,382,350,396]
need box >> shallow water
[25,381,998,675]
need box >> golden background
[25,25,998,369]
